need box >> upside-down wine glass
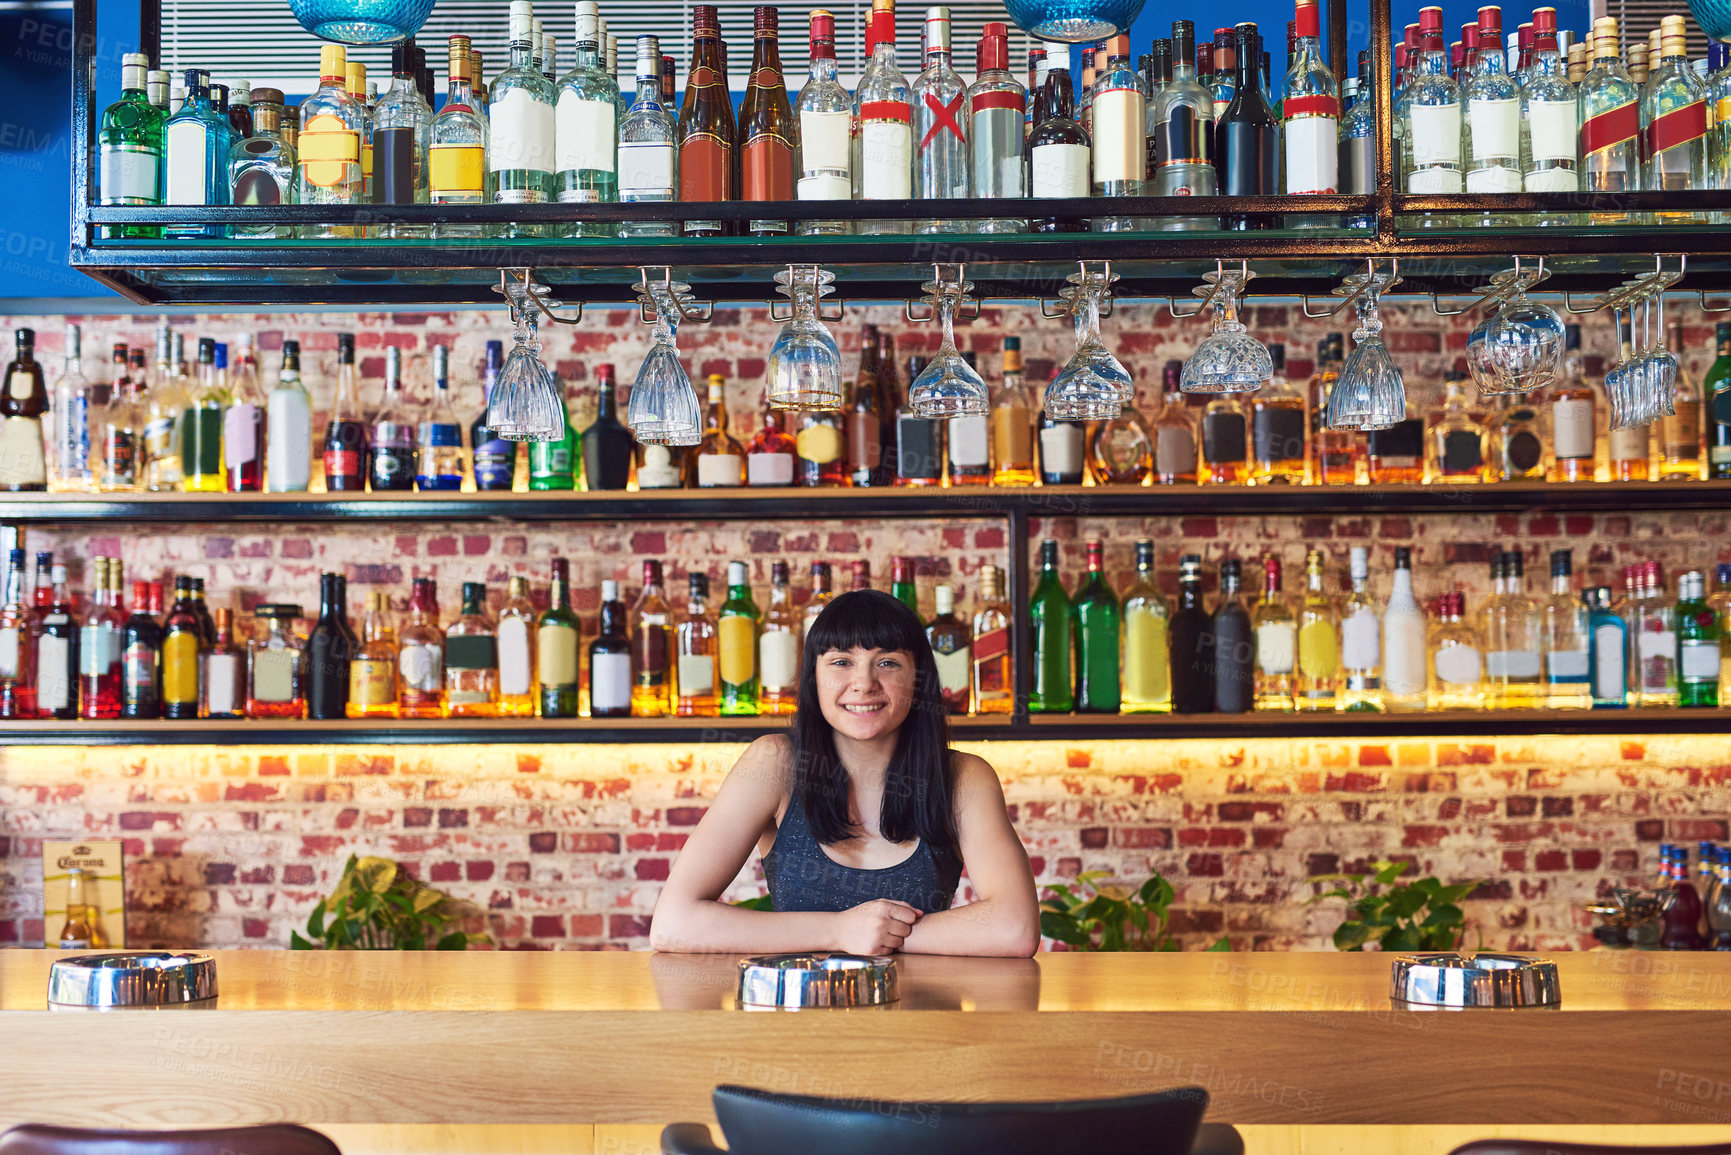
[487,307,567,442]
[626,302,703,446]
[765,266,844,412]
[1325,291,1406,431]
[909,288,990,418]
[1179,274,1271,395]
[1483,287,1565,394]
[1044,280,1131,420]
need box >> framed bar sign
[42,841,126,949]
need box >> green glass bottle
[528,380,579,490]
[1677,569,1720,708]
[1029,539,1074,713]
[890,555,918,615]
[1072,539,1121,713]
[717,560,761,715]
[1706,322,1731,480]
[536,557,581,717]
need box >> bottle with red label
[739,5,793,236]
[1578,17,1639,223]
[678,5,736,237]
[1641,14,1707,219]
[911,5,968,232]
[1281,0,1338,227]
[966,21,1026,233]
[853,0,912,235]
[322,332,367,492]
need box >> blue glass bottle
[469,341,518,491]
[1585,585,1628,709]
[163,69,233,238]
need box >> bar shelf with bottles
[70,0,1731,306]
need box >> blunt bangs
[804,589,929,661]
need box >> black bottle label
[374,127,416,205]
[1368,418,1424,459]
[1340,135,1376,196]
[1441,430,1484,474]
[1212,609,1254,713]
[1203,411,1247,463]
[369,447,415,491]
[1218,119,1278,196]
[1252,407,1306,464]
[1507,429,1544,472]
[1159,106,1212,167]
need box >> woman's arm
[898,753,1040,957]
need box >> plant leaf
[1373,861,1409,885]
[1205,936,1232,952]
[436,931,469,950]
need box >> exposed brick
[429,861,461,882]
[635,858,671,881]
[203,863,237,885]
[531,915,565,938]
[665,807,707,826]
[1079,827,1109,849]
[528,832,558,853]
[403,807,433,827]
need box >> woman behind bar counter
[650,590,1039,957]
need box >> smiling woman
[649,589,1041,958]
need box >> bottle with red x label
[912,5,969,232]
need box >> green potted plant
[290,854,491,950]
[1311,860,1479,951]
[1040,870,1230,952]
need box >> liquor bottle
[1427,590,1484,709]
[972,564,1012,715]
[1486,551,1543,708]
[894,354,944,486]
[793,8,851,235]
[443,581,498,716]
[372,41,431,238]
[163,70,231,236]
[218,338,264,492]
[294,48,364,238]
[229,86,295,237]
[554,2,619,235]
[759,560,801,713]
[1707,322,1731,480]
[397,578,444,717]
[1029,540,1073,713]
[73,557,119,719]
[911,6,968,233]
[1038,407,1086,485]
[630,560,673,717]
[492,575,536,717]
[177,338,225,493]
[365,346,415,492]
[532,558,580,717]
[471,341,516,491]
[848,325,892,486]
[1151,363,1199,485]
[676,573,719,717]
[1334,547,1382,711]
[1399,7,1462,201]
[717,561,761,716]
[1201,395,1249,484]
[319,333,365,492]
[1660,317,1703,480]
[416,345,467,490]
[854,0,913,235]
[797,409,848,486]
[1090,34,1145,232]
[991,338,1036,486]
[885,555,916,615]
[1584,585,1627,708]
[0,329,48,492]
[306,573,356,720]
[1310,335,1360,484]
[341,65,371,205]
[32,558,76,720]
[738,7,794,237]
[1088,389,1155,485]
[967,22,1025,233]
[1380,546,1427,711]
[746,405,797,486]
[1252,557,1296,711]
[119,578,162,719]
[265,340,311,493]
[1028,67,1090,232]
[1521,8,1577,208]
[1630,562,1678,707]
[803,561,835,636]
[1168,553,1212,714]
[1712,564,1731,695]
[1424,371,1485,484]
[948,361,992,486]
[693,375,746,486]
[49,323,92,493]
[1660,846,1708,950]
[198,606,245,720]
[1070,541,1120,713]
[1212,559,1254,714]
[1578,19,1639,221]
[1282,0,1339,226]
[1249,345,1305,484]
[1291,549,1339,710]
[1153,21,1217,229]
[160,575,201,721]
[527,375,578,490]
[96,346,140,492]
[1026,46,1048,136]
[490,0,557,231]
[679,8,734,236]
[429,37,488,238]
[1677,571,1720,708]
[189,576,216,646]
[1545,331,1597,482]
[145,329,186,490]
[619,36,678,237]
[99,53,165,240]
[1536,548,1590,709]
[1215,23,1279,230]
[1116,542,1170,714]
[343,594,395,719]
[581,363,633,490]
[924,583,972,715]
[1338,53,1376,223]
[588,580,631,718]
[1643,15,1708,212]
[1367,417,1425,483]
[1462,5,1522,208]
[1209,28,1237,119]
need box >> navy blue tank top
[762,791,962,914]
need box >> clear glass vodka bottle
[429,36,489,238]
[1339,53,1376,226]
[1091,35,1146,231]
[163,68,232,238]
[295,47,364,239]
[854,0,912,235]
[1462,5,1521,221]
[417,345,468,491]
[912,6,969,233]
[554,1,619,236]
[966,20,1026,233]
[371,42,431,239]
[230,88,297,238]
[1155,21,1217,230]
[1642,14,1708,221]
[1282,0,1339,227]
[99,53,164,240]
[1399,7,1463,207]
[489,0,557,235]
[1338,547,1382,710]
[1520,10,1577,224]
[618,36,677,238]
[794,9,854,235]
[50,324,92,493]
[1579,17,1640,222]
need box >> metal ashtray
[48,952,217,1009]
[736,953,898,1009]
[1390,952,1560,1008]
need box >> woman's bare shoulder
[949,749,1007,799]
[726,733,796,797]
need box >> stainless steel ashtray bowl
[736,953,898,1009]
[48,952,218,1009]
[1390,951,1560,1008]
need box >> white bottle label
[1527,99,1578,163]
[747,451,795,486]
[1283,116,1338,194]
[1468,97,1520,161]
[1466,165,1523,193]
[1434,643,1482,686]
[1382,610,1429,696]
[555,93,616,174]
[798,174,852,199]
[1547,649,1590,679]
[1256,622,1296,674]
[1593,623,1626,699]
[38,635,71,711]
[759,629,799,692]
[636,444,682,488]
[399,641,442,690]
[1486,649,1542,678]
[859,122,913,198]
[498,617,532,696]
[948,414,988,468]
[164,121,209,205]
[1039,423,1084,475]
[696,453,744,487]
[490,88,556,174]
[101,147,161,204]
[591,651,632,711]
[1090,88,1144,183]
[1341,608,1381,669]
[1638,630,1677,661]
[799,109,852,172]
[1408,165,1465,193]
[1553,397,1595,459]
[677,652,714,696]
[1031,142,1090,197]
[206,653,241,715]
[266,388,312,491]
[618,142,674,197]
[1609,423,1650,461]
[0,627,18,679]
[1409,103,1462,167]
[1525,166,1579,192]
[224,402,260,469]
[933,645,971,695]
[1681,640,1719,680]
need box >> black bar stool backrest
[708,1082,1210,1155]
[0,1125,341,1155]
[1451,1143,1731,1155]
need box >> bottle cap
[689,572,709,597]
[601,579,619,601]
[923,6,951,51]
[1477,5,1502,35]
[575,1,599,45]
[935,583,954,612]
[1264,556,1282,585]
[771,559,790,582]
[809,8,835,53]
[728,560,748,585]
[644,560,663,584]
[1419,6,1444,33]
[509,0,533,42]
[337,332,355,360]
[1551,549,1571,576]
[319,45,346,81]
[693,4,720,35]
[979,22,1007,70]
[1395,545,1412,567]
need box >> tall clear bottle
[1119,541,1170,714]
[1091,34,1146,231]
[229,87,296,238]
[1428,590,1484,710]
[1252,557,1297,711]
[1486,549,1544,708]
[1296,549,1340,710]
[372,39,431,238]
[490,0,557,232]
[265,339,311,493]
[1337,547,1382,710]
[295,47,364,238]
[1282,0,1339,226]
[1462,5,1521,221]
[1543,548,1592,708]
[416,345,467,490]
[912,6,969,232]
[619,36,678,238]
[1578,18,1640,223]
[967,21,1026,233]
[1660,316,1704,480]
[1399,7,1462,205]
[990,337,1036,485]
[99,52,165,240]
[794,9,853,235]
[1154,21,1218,230]
[1520,8,1577,221]
[855,0,913,235]
[97,350,144,492]
[50,324,91,493]
[429,37,489,238]
[1339,51,1377,225]
[555,2,619,235]
[1642,14,1708,218]
[223,336,264,492]
[181,337,226,493]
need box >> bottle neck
[597,376,616,418]
[447,73,473,108]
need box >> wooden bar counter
[1,950,1727,1131]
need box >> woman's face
[813,646,917,744]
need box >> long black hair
[788,589,960,861]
